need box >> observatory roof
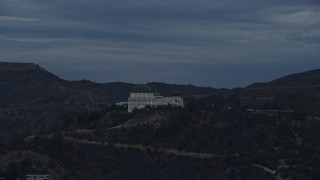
[132,84,153,93]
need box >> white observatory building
[117,84,184,112]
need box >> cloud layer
[1,0,320,87]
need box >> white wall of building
[127,92,183,112]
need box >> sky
[1,0,320,88]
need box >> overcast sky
[1,0,320,88]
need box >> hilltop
[247,69,320,88]
[0,62,63,103]
[233,69,320,109]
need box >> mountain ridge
[247,69,320,89]
[0,62,223,105]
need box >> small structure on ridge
[117,84,184,112]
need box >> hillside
[1,96,320,179]
[232,69,320,109]
[0,62,64,104]
[0,62,225,143]
[247,69,320,89]
[1,63,320,179]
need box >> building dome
[132,84,153,93]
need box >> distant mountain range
[0,62,223,105]
[1,61,320,105]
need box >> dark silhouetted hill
[247,69,320,89]
[234,69,320,107]
[0,62,64,103]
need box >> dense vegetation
[1,92,320,179]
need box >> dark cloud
[1,0,320,87]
